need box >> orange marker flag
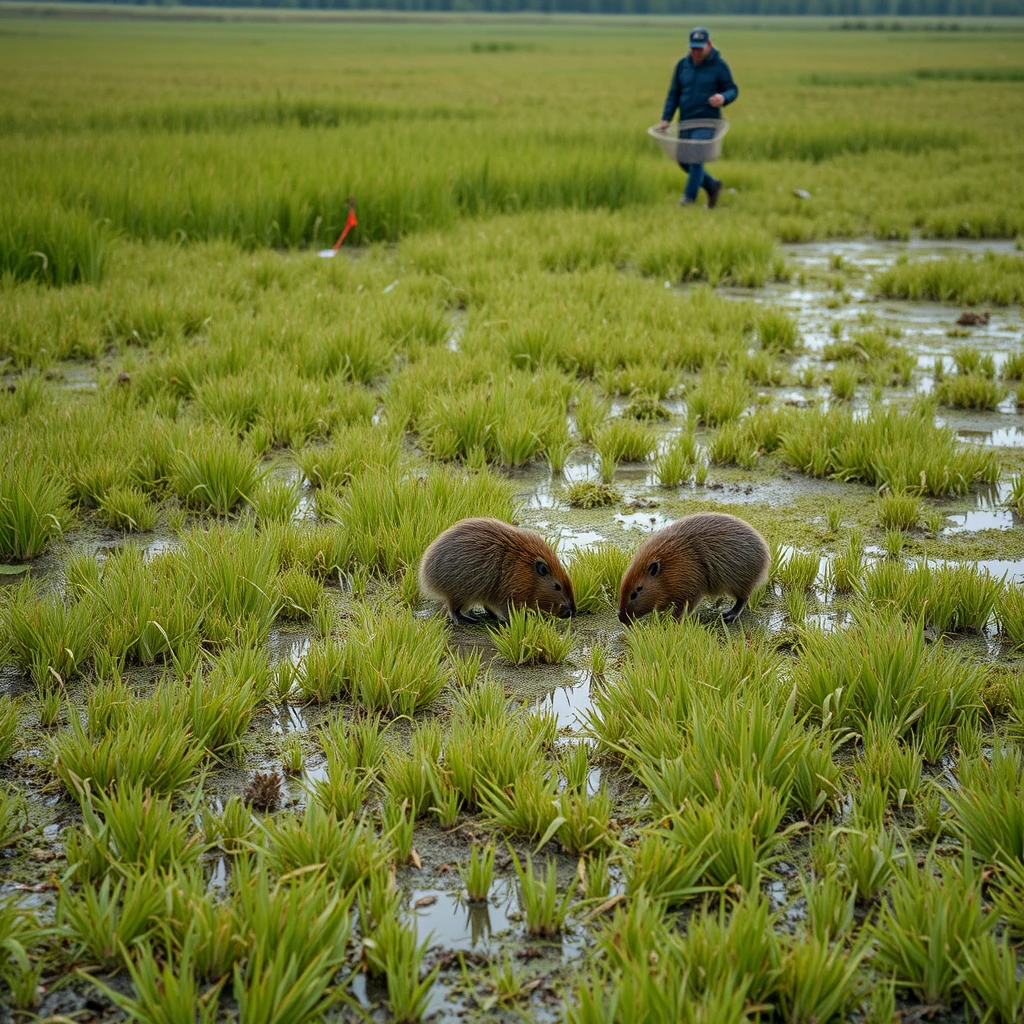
[332,203,358,251]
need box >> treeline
[36,0,1024,17]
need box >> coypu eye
[535,560,549,577]
[648,561,660,577]
[552,582,562,591]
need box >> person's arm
[659,61,682,129]
[718,60,738,106]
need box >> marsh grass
[877,489,922,531]
[686,373,750,427]
[458,844,496,903]
[567,544,629,614]
[0,463,69,560]
[490,607,572,665]
[511,851,574,937]
[779,403,999,496]
[595,420,655,482]
[870,849,992,1007]
[171,433,265,516]
[346,605,449,716]
[946,745,1024,864]
[935,372,1007,410]
[875,252,1024,305]
[655,433,698,487]
[564,480,620,509]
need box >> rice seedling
[249,478,302,525]
[511,850,575,937]
[946,745,1024,864]
[825,529,864,593]
[320,712,393,778]
[0,787,26,851]
[960,932,1024,1024]
[686,372,750,427]
[180,643,271,759]
[478,764,561,844]
[446,713,543,811]
[557,787,613,855]
[450,647,482,689]
[51,688,205,797]
[776,932,868,1024]
[0,697,18,763]
[97,484,160,532]
[758,307,800,352]
[622,392,671,421]
[855,724,923,809]
[86,928,225,1024]
[791,734,845,820]
[231,861,356,1024]
[170,431,265,516]
[381,796,417,865]
[997,583,1024,647]
[278,567,324,620]
[573,388,610,443]
[870,849,992,1008]
[345,605,448,716]
[312,751,374,819]
[490,606,572,665]
[579,851,611,902]
[936,372,1006,410]
[655,432,697,487]
[881,528,906,559]
[793,613,982,744]
[294,638,347,703]
[837,824,900,903]
[380,921,440,1024]
[800,871,856,943]
[567,544,630,614]
[458,843,496,903]
[827,361,858,402]
[203,795,256,856]
[0,460,70,560]
[2,579,96,685]
[564,480,620,509]
[263,802,385,890]
[877,489,922,531]
[779,403,999,496]
[57,870,166,971]
[778,549,820,592]
[595,420,655,481]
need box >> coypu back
[419,517,575,621]
[619,512,769,622]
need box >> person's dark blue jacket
[661,48,738,123]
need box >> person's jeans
[678,126,720,203]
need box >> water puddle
[410,878,518,952]
[614,510,671,533]
[958,426,1024,448]
[944,507,1016,535]
[532,669,593,733]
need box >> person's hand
[658,119,670,131]
[709,94,725,108]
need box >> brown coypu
[956,311,990,327]
[618,512,769,625]
[419,518,575,624]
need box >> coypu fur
[419,518,575,624]
[618,512,769,625]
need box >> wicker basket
[648,118,729,164]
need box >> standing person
[658,27,738,209]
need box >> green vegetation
[2,13,1024,1022]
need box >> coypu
[956,311,990,326]
[419,518,575,624]
[618,512,769,625]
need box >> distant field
[1,12,1023,250]
[3,11,1024,1024]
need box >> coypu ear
[535,560,550,577]
[648,561,661,577]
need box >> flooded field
[3,12,1024,1024]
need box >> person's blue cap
[689,27,710,46]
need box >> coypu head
[618,542,695,625]
[511,535,576,619]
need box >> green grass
[876,252,1024,304]
[3,17,1024,1023]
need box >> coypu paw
[721,598,747,625]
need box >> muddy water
[5,236,1024,1023]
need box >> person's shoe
[706,181,722,209]
[678,195,696,206]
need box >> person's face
[690,42,711,63]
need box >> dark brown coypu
[618,512,769,625]
[419,517,575,624]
